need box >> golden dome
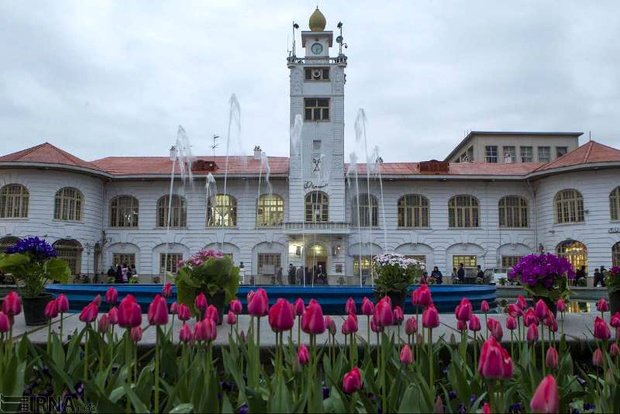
[309,7,326,31]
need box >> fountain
[347,152,363,287]
[290,114,306,286]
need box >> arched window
[157,195,187,228]
[352,194,378,227]
[109,196,139,227]
[610,187,620,221]
[305,192,329,223]
[613,242,620,267]
[53,239,82,275]
[556,240,587,272]
[554,189,584,224]
[257,194,284,227]
[0,236,19,253]
[0,184,29,218]
[448,195,479,228]
[54,187,83,221]
[207,195,237,227]
[397,194,429,228]
[499,196,529,228]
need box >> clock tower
[287,7,348,225]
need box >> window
[448,195,479,228]
[610,187,620,221]
[110,196,139,227]
[613,242,620,267]
[352,194,378,227]
[397,194,430,228]
[313,140,322,151]
[112,253,136,268]
[485,146,498,163]
[0,236,19,253]
[520,146,533,162]
[501,256,524,269]
[305,192,329,223]
[53,239,82,275]
[499,196,529,228]
[502,146,516,163]
[554,189,584,224]
[0,184,29,218]
[257,194,284,227]
[305,67,330,81]
[304,98,330,121]
[353,256,374,277]
[157,195,187,228]
[556,241,587,272]
[207,195,237,227]
[258,253,281,275]
[452,255,477,270]
[160,253,183,274]
[538,146,551,163]
[556,147,568,158]
[54,187,83,221]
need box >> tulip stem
[541,325,545,377]
[60,313,64,345]
[83,324,89,381]
[47,319,52,354]
[473,331,478,375]
[297,315,301,346]
[155,326,160,413]
[510,330,514,358]
[428,328,433,391]
[367,315,370,346]
[484,312,488,339]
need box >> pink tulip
[487,318,503,342]
[524,308,539,327]
[478,337,513,380]
[268,298,295,332]
[105,287,118,305]
[592,348,604,367]
[343,313,358,334]
[468,314,481,332]
[342,366,362,393]
[79,302,98,323]
[205,305,219,324]
[374,297,394,327]
[405,317,417,335]
[516,295,528,311]
[370,315,383,333]
[345,297,357,315]
[506,316,517,331]
[93,294,102,307]
[597,298,609,313]
[298,344,309,366]
[177,303,191,321]
[527,323,538,342]
[400,344,413,365]
[482,403,491,414]
[195,293,208,311]
[610,342,619,357]
[162,282,173,298]
[247,288,269,317]
[247,290,255,303]
[549,318,558,333]
[148,295,169,325]
[412,285,432,307]
[456,320,467,331]
[108,307,119,325]
[118,295,142,328]
[2,291,21,316]
[57,294,69,313]
[294,298,305,316]
[45,299,59,319]
[535,299,549,320]
[230,299,242,315]
[610,312,620,328]
[170,301,178,315]
[131,326,143,342]
[481,300,490,313]
[530,375,559,414]
[543,311,556,328]
[0,311,10,332]
[546,347,559,370]
[98,314,110,333]
[455,298,473,322]
[393,306,404,325]
[506,303,522,318]
[326,316,337,335]
[361,297,374,315]
[179,323,193,342]
[195,318,217,341]
[301,300,326,335]
[556,299,566,313]
[422,304,440,329]
[226,310,237,325]
[594,316,611,341]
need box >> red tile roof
[348,161,542,176]
[0,142,103,171]
[535,140,620,171]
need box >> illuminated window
[157,195,187,228]
[352,194,378,227]
[556,240,587,272]
[448,195,479,228]
[0,184,29,218]
[353,256,374,277]
[54,187,83,221]
[452,255,477,270]
[258,253,281,275]
[501,256,524,269]
[257,194,284,227]
[397,194,429,228]
[110,196,139,227]
[305,192,329,223]
[554,189,584,224]
[610,187,620,221]
[160,253,183,274]
[112,253,136,268]
[207,195,237,227]
[499,196,529,228]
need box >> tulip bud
[2,291,22,316]
[294,298,305,316]
[482,403,491,414]
[423,304,440,329]
[79,302,98,323]
[597,298,609,313]
[412,285,432,307]
[108,307,119,325]
[393,306,404,325]
[230,299,243,315]
[57,294,69,313]
[516,295,528,311]
[556,299,566,313]
[131,326,143,342]
[400,344,413,365]
[405,316,417,335]
[456,320,467,331]
[592,348,604,367]
[248,289,269,317]
[478,337,513,380]
[118,295,142,328]
[361,297,374,316]
[0,311,11,332]
[45,299,59,319]
[342,366,362,393]
[545,347,559,370]
[433,396,444,414]
[527,323,538,342]
[374,297,393,327]
[205,305,219,324]
[506,303,522,318]
[610,342,620,357]
[594,316,611,341]
[301,301,326,335]
[610,312,620,328]
[487,318,503,342]
[98,314,110,333]
[170,301,178,315]
[468,314,481,332]
[535,299,549,320]
[105,287,118,305]
[530,375,559,414]
[524,309,539,327]
[162,282,173,298]
[268,298,295,332]
[148,295,169,325]
[455,298,473,322]
[345,297,356,315]
[343,313,358,334]
[298,344,309,366]
[93,294,102,307]
[370,315,382,333]
[179,323,193,342]
[481,300,490,313]
[177,303,191,321]
[506,316,517,331]
[195,293,208,311]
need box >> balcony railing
[282,221,351,233]
[286,54,348,67]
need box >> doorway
[305,243,328,285]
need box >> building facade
[1,8,620,284]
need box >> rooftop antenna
[589,130,592,141]
[211,134,220,159]
[336,21,348,54]
[291,22,299,56]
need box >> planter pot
[208,289,226,326]
[532,295,557,319]
[23,293,54,326]
[609,290,620,315]
[374,290,407,313]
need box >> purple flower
[508,253,575,291]
[6,237,57,260]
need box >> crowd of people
[106,263,137,283]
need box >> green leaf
[170,403,194,413]
[45,257,71,282]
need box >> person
[276,266,284,285]
[317,264,328,285]
[121,263,129,283]
[239,262,246,285]
[107,265,116,280]
[457,263,465,283]
[431,266,443,284]
[575,265,587,285]
[476,265,484,279]
[115,265,122,283]
[288,264,297,285]
[594,266,606,287]
[600,266,607,287]
[420,271,428,285]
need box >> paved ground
[10,311,612,348]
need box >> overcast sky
[1,1,619,163]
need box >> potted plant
[605,266,620,314]
[372,253,424,309]
[175,249,239,324]
[508,253,574,317]
[0,237,70,326]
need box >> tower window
[313,140,322,150]
[538,146,551,163]
[485,146,498,163]
[305,67,330,81]
[304,98,330,121]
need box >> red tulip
[527,323,538,342]
[301,300,326,335]
[205,305,219,324]
[594,316,611,340]
[345,297,357,315]
[549,318,558,333]
[179,323,193,342]
[294,298,305,316]
[487,318,503,342]
[610,312,620,328]
[326,316,337,335]
[478,337,513,380]
[45,299,59,319]
[393,306,405,325]
[268,298,295,332]
[108,307,119,325]
[516,295,528,310]
[412,285,432,307]
[482,403,491,414]
[524,308,539,327]
[230,299,242,315]
[468,314,481,332]
[481,300,490,313]
[610,342,619,357]
[195,293,208,311]
[177,303,191,321]
[535,299,549,320]
[361,297,375,315]
[597,298,609,313]
[194,318,217,342]
[298,344,309,366]
[400,344,413,365]
[248,288,269,317]
[79,302,98,323]
[105,287,118,305]
[556,299,566,313]
[98,314,110,333]
[370,315,383,333]
[546,347,559,370]
[131,326,143,342]
[2,291,21,316]
[422,304,440,329]
[148,295,169,325]
[170,301,178,315]
[592,348,603,367]
[456,320,467,331]
[543,311,556,328]
[405,316,417,335]
[162,282,173,298]
[57,294,69,313]
[0,311,10,332]
[506,303,522,318]
[118,295,142,328]
[506,316,517,331]
[374,297,394,327]
[342,366,363,393]
[455,298,473,322]
[343,313,358,334]
[530,375,559,414]
[247,290,255,303]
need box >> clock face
[311,42,323,55]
